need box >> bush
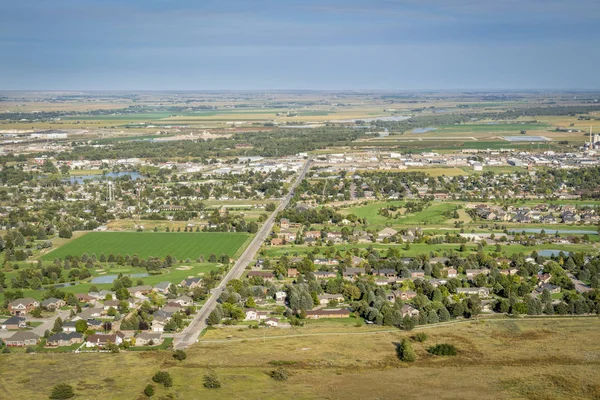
[143,384,155,397]
[49,383,75,399]
[25,346,35,353]
[270,367,289,381]
[203,370,221,389]
[395,338,416,362]
[427,343,457,356]
[152,371,173,388]
[413,332,428,342]
[173,349,187,361]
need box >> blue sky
[1,0,599,90]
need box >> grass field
[41,232,251,261]
[1,317,598,399]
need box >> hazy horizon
[1,0,599,91]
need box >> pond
[411,127,437,133]
[66,171,145,184]
[90,273,149,284]
[538,250,569,257]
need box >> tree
[143,384,155,397]
[270,367,289,381]
[173,349,187,361]
[152,371,173,388]
[207,308,222,325]
[75,320,88,333]
[49,383,75,399]
[53,317,63,333]
[396,338,416,362]
[203,370,221,388]
[58,228,72,239]
[427,343,457,356]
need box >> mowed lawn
[42,232,251,261]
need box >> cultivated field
[41,232,251,261]
[1,318,599,399]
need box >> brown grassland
[0,317,599,399]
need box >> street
[173,157,311,349]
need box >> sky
[0,0,599,90]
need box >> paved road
[0,309,71,340]
[173,158,312,349]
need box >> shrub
[25,346,35,353]
[152,371,173,388]
[49,383,75,399]
[270,367,289,381]
[395,338,416,362]
[203,370,221,389]
[427,343,457,356]
[173,349,187,361]
[413,332,428,342]
[143,384,155,397]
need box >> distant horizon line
[1,88,600,93]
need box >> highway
[173,157,311,349]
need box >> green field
[42,232,251,261]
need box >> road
[0,309,71,340]
[173,157,312,349]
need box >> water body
[332,116,411,123]
[510,229,598,235]
[66,171,144,184]
[538,250,568,257]
[90,273,149,284]
[504,136,550,142]
[411,127,437,133]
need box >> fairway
[42,232,251,261]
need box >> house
[173,295,193,307]
[103,300,121,311]
[314,271,337,279]
[151,320,165,333]
[314,258,339,266]
[76,307,103,320]
[8,298,39,315]
[537,273,552,284]
[154,282,172,293]
[270,238,284,246]
[430,257,450,265]
[275,291,287,303]
[128,285,153,298]
[442,267,458,278]
[181,277,203,289]
[499,268,519,276]
[536,283,561,294]
[304,230,321,239]
[76,293,96,303]
[46,332,83,347]
[5,331,40,347]
[305,308,350,319]
[247,271,275,281]
[86,319,104,330]
[465,269,490,279]
[400,304,420,318]
[287,268,299,278]
[317,294,345,305]
[393,291,417,301]
[456,287,491,298]
[85,332,124,348]
[350,256,365,267]
[409,270,425,278]
[88,290,114,300]
[1,316,26,330]
[244,309,269,321]
[135,332,163,346]
[41,297,66,310]
[377,227,398,239]
[373,268,397,278]
[62,321,78,333]
[343,267,364,280]
[265,317,279,327]
[279,218,290,229]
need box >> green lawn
[42,232,251,261]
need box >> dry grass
[1,318,599,399]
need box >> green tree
[203,370,221,389]
[173,349,187,361]
[49,383,74,399]
[396,338,416,362]
[270,367,289,381]
[75,320,88,333]
[143,384,155,397]
[152,371,173,388]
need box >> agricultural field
[41,232,252,261]
[1,317,598,399]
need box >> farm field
[1,317,598,399]
[41,232,252,261]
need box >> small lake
[504,136,550,142]
[90,273,149,284]
[538,250,568,257]
[510,229,598,235]
[66,171,145,184]
[412,127,437,133]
